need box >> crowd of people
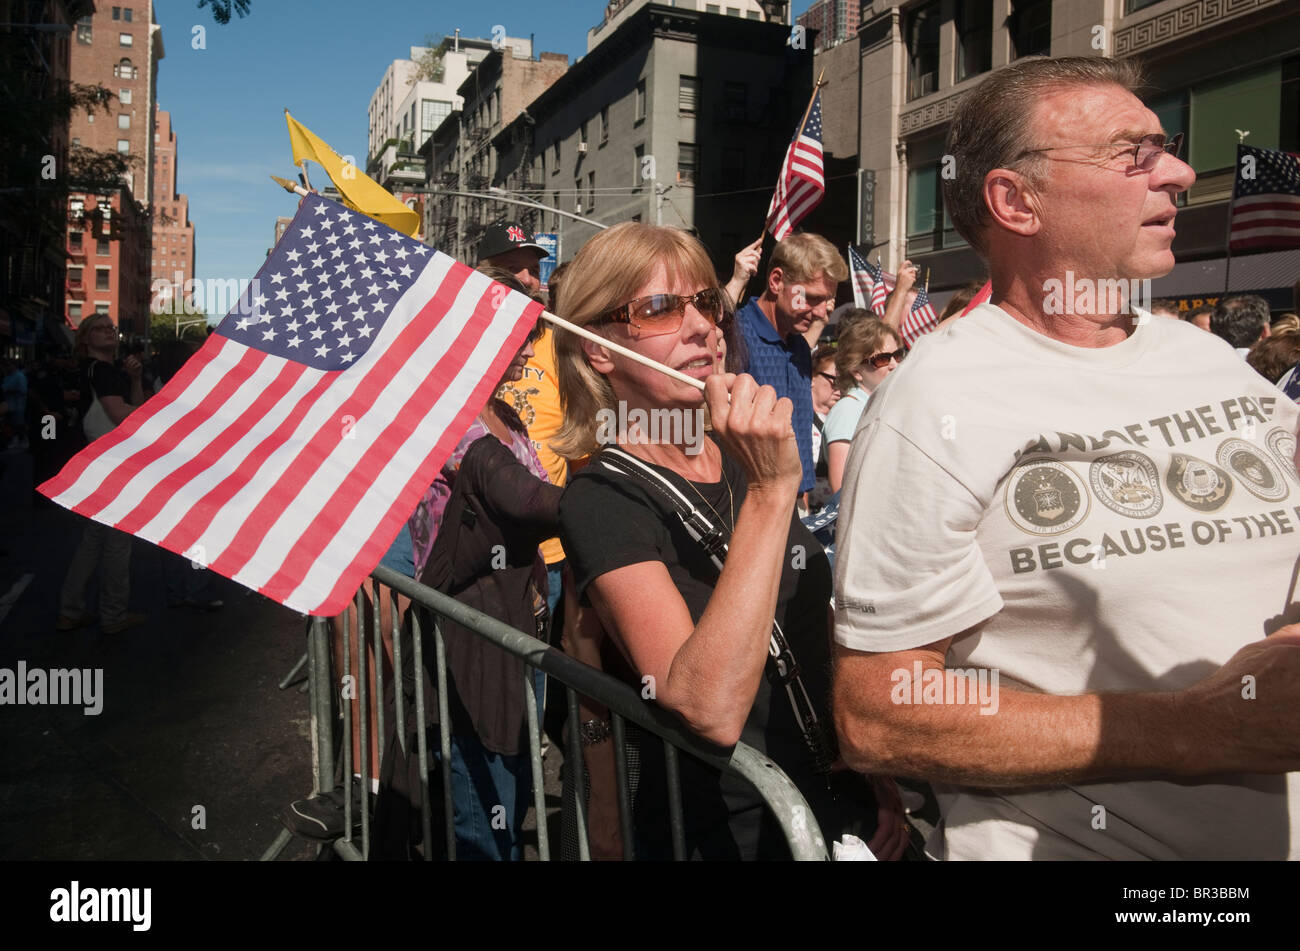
[10,54,1300,861]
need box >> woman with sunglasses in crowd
[551,223,907,860]
[823,315,905,494]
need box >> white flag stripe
[50,337,242,510]
[232,264,508,589]
[1232,207,1300,223]
[283,286,534,609]
[135,363,326,542]
[194,252,456,567]
[89,352,296,526]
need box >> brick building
[150,105,195,313]
[65,0,163,338]
[0,0,94,357]
[797,0,860,52]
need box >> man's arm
[879,261,917,335]
[833,627,1300,786]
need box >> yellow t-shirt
[497,327,567,564]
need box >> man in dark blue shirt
[737,233,847,499]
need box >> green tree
[410,36,447,84]
[196,0,251,24]
[150,308,210,349]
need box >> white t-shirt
[835,303,1300,860]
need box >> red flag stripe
[113,358,311,538]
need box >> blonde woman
[553,223,907,860]
[823,316,903,493]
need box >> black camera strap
[599,447,836,776]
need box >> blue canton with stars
[1233,144,1300,200]
[218,194,431,371]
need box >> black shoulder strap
[598,447,836,775]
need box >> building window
[1011,0,1052,60]
[574,179,583,212]
[1125,0,1164,11]
[634,144,646,189]
[724,81,746,121]
[112,6,121,18]
[706,3,720,11]
[635,79,647,122]
[123,7,133,21]
[957,0,993,82]
[422,99,451,137]
[553,192,561,230]
[553,140,560,167]
[87,112,94,124]
[120,33,132,47]
[97,237,110,255]
[1189,63,1282,172]
[72,137,80,147]
[600,106,609,145]
[119,88,132,104]
[69,303,83,321]
[95,303,110,315]
[118,113,130,129]
[679,75,700,114]
[678,143,698,184]
[906,1,940,101]
[722,147,745,187]
[76,16,92,44]
[746,9,760,18]
[727,6,740,14]
[95,268,111,290]
[117,139,130,153]
[68,267,83,286]
[115,58,136,79]
[70,231,83,249]
[580,119,589,146]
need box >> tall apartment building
[367,34,528,201]
[150,106,195,313]
[423,46,569,262]
[797,0,860,52]
[489,3,808,275]
[0,0,93,357]
[65,0,163,338]
[852,0,1299,313]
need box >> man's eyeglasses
[595,288,729,339]
[1018,132,1183,170]
[865,348,906,370]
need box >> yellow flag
[285,110,421,237]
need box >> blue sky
[155,0,817,314]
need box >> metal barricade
[264,563,829,861]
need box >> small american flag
[899,282,939,348]
[40,194,542,616]
[766,91,825,241]
[1229,144,1300,252]
[848,245,889,314]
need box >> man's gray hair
[942,56,1146,257]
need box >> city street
[0,446,318,861]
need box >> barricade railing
[263,564,829,861]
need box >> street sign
[857,169,876,248]
[534,232,560,291]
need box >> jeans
[59,520,132,625]
[162,546,215,605]
[440,731,532,861]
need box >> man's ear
[581,335,616,374]
[766,267,784,299]
[984,168,1041,239]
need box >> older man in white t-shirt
[832,56,1300,860]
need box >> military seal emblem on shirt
[1265,427,1299,485]
[1089,450,1163,518]
[1165,453,1232,512]
[1006,458,1090,535]
[1217,438,1287,502]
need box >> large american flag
[765,91,825,241]
[1229,144,1300,252]
[40,194,542,616]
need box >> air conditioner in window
[577,142,588,154]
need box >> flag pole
[759,70,827,244]
[274,176,707,391]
